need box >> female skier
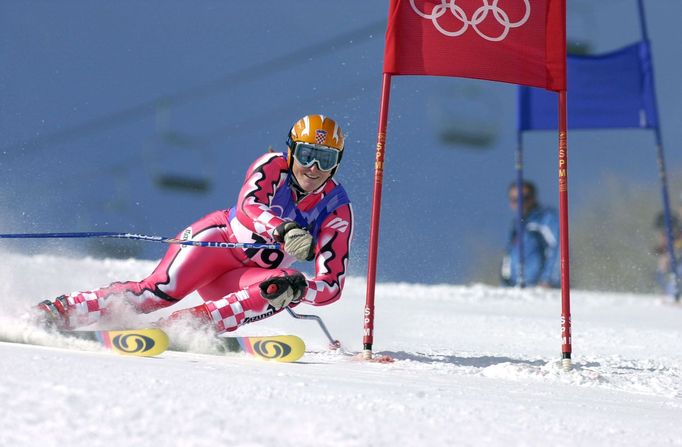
[36,114,353,334]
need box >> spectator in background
[653,211,682,296]
[501,180,560,288]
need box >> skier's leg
[164,267,307,334]
[36,210,244,329]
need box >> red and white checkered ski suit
[58,152,353,333]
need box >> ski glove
[274,221,315,262]
[259,272,308,310]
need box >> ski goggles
[292,142,341,172]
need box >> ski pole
[0,231,280,250]
[285,307,341,349]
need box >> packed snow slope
[1,252,681,447]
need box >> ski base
[60,328,170,357]
[216,334,305,362]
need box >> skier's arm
[234,153,290,239]
[299,204,354,306]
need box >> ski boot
[160,304,213,330]
[34,295,71,330]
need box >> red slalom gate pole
[363,73,393,360]
[558,89,572,371]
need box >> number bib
[228,174,349,269]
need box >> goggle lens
[293,143,340,172]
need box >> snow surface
[1,252,682,446]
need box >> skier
[501,180,560,288]
[35,114,354,334]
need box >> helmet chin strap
[289,172,306,200]
[289,169,333,202]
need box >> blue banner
[518,41,659,131]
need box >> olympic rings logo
[409,0,531,42]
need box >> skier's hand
[259,273,308,310]
[274,222,315,261]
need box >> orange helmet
[286,115,345,169]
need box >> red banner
[383,0,566,91]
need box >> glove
[259,272,308,310]
[274,222,315,261]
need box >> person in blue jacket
[501,180,560,288]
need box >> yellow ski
[218,334,305,362]
[61,328,169,357]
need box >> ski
[215,334,305,363]
[59,328,170,357]
[58,328,304,362]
